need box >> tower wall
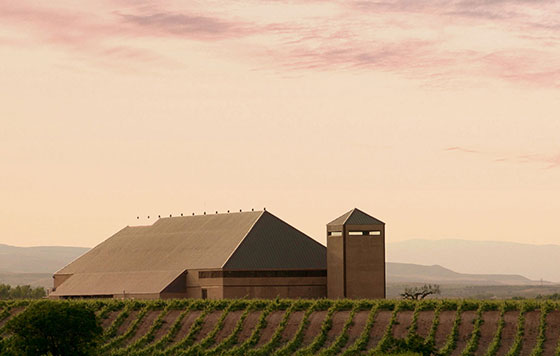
[326,209,386,299]
[327,225,345,298]
[345,224,385,299]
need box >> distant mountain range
[0,241,552,290]
[0,243,89,289]
[387,239,560,283]
[0,244,89,273]
[387,262,538,285]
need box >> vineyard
[1,298,560,355]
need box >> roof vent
[192,213,195,216]
[227,210,230,213]
[251,208,254,211]
[204,212,206,215]
[264,207,266,211]
[239,209,242,212]
[169,214,172,217]
[137,216,139,219]
[147,216,150,219]
[216,211,218,214]
[158,215,161,218]
[181,213,183,216]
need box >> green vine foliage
[461,303,485,356]
[179,300,249,355]
[101,304,150,352]
[319,303,360,356]
[505,306,527,356]
[1,298,559,355]
[294,303,338,356]
[484,303,506,356]
[423,302,442,351]
[205,302,255,356]
[530,302,551,356]
[342,302,379,355]
[110,305,170,355]
[438,301,464,356]
[272,299,322,356]
[224,301,274,356]
[246,300,304,356]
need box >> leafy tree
[401,284,441,300]
[4,300,102,356]
[0,284,10,299]
[536,293,560,300]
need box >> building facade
[51,208,385,299]
[327,209,386,299]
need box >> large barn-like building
[51,208,385,299]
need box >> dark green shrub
[5,300,102,356]
[381,334,436,356]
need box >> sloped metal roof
[56,210,326,282]
[223,211,326,270]
[56,211,264,274]
[50,270,184,296]
[327,208,385,226]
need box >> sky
[1,0,559,248]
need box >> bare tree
[401,284,441,300]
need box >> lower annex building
[50,208,385,299]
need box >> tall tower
[327,208,386,299]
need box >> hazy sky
[1,0,559,248]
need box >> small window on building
[368,231,381,236]
[348,231,364,236]
[328,231,342,237]
[201,288,208,299]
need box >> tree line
[0,284,46,299]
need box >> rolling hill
[0,244,89,274]
[0,244,88,288]
[386,262,537,285]
[0,243,547,290]
[387,239,560,282]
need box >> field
[386,284,560,299]
[2,298,560,355]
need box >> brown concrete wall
[113,293,161,299]
[345,224,385,299]
[221,276,325,287]
[223,284,326,299]
[327,226,345,298]
[53,273,72,290]
[185,269,221,299]
[198,269,326,299]
[186,269,225,299]
[160,292,189,299]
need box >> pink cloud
[0,2,167,69]
[1,0,560,87]
[446,147,560,169]
[480,50,560,88]
[0,3,255,69]
[117,11,255,40]
[520,154,560,169]
[445,147,480,154]
[547,155,560,169]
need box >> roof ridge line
[220,210,266,269]
[342,208,356,225]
